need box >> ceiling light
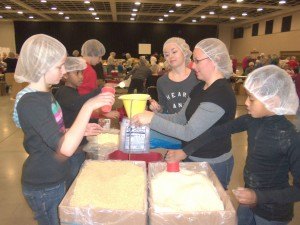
[132,8,138,12]
[242,12,247,16]
[201,15,206,19]
[92,12,97,16]
[169,9,174,13]
[236,0,244,2]
[257,8,263,11]
[159,18,163,21]
[29,16,34,19]
[40,0,47,3]
[164,14,169,17]
[58,11,64,15]
[279,0,286,4]
[0,16,3,19]
[17,11,23,14]
[88,7,94,11]
[134,2,141,5]
[51,7,57,10]
[222,5,228,9]
[84,1,90,4]
[175,3,182,7]
[192,19,197,23]
[130,17,135,21]
[95,17,100,20]
[65,16,70,20]
[5,6,12,9]
[230,16,236,20]
[131,13,136,16]
[209,11,215,15]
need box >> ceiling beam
[175,0,218,23]
[10,0,53,20]
[109,0,117,21]
[232,4,300,27]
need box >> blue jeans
[209,155,234,190]
[67,151,85,189]
[22,182,66,225]
[237,204,289,225]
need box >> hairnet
[244,65,299,115]
[65,57,87,73]
[81,39,105,57]
[195,38,232,78]
[163,37,192,65]
[14,34,67,83]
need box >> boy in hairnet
[167,65,300,225]
[55,57,104,188]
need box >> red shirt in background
[77,63,97,95]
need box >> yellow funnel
[118,94,150,118]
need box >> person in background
[172,65,300,225]
[242,55,250,74]
[230,55,238,74]
[149,37,198,114]
[78,40,119,120]
[287,56,299,73]
[146,56,161,88]
[107,52,116,75]
[245,62,255,76]
[54,57,104,188]
[127,57,152,94]
[72,50,80,57]
[12,34,114,225]
[124,53,134,72]
[3,52,19,98]
[133,38,237,189]
[92,61,105,86]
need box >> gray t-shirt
[156,70,199,114]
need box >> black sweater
[184,78,237,158]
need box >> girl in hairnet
[12,34,115,225]
[133,38,237,189]
[149,37,199,114]
[171,65,300,225]
[54,57,105,189]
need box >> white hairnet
[195,38,232,78]
[81,39,105,57]
[14,34,67,83]
[244,65,299,115]
[163,37,192,65]
[65,57,87,73]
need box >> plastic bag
[119,118,150,153]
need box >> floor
[0,92,299,225]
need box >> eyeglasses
[193,57,209,64]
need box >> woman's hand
[149,99,162,113]
[232,187,257,205]
[165,150,187,162]
[102,110,120,119]
[84,123,103,136]
[131,111,154,126]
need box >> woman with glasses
[132,38,236,189]
[149,37,198,114]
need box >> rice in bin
[70,161,145,210]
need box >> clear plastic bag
[119,118,150,154]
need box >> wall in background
[230,11,300,62]
[0,21,16,53]
[13,22,217,58]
